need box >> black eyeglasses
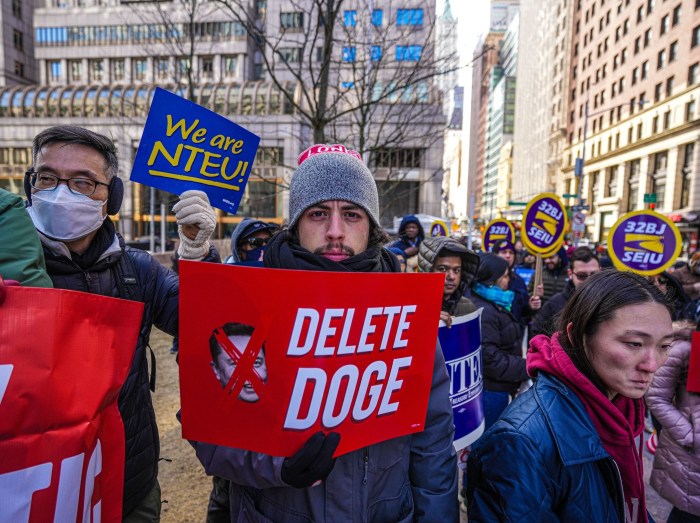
[26,170,109,197]
[573,271,597,281]
[245,237,269,248]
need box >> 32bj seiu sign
[0,284,142,523]
[179,262,445,457]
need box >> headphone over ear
[24,170,124,216]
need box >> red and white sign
[179,262,444,457]
[0,283,142,523]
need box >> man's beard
[313,243,356,257]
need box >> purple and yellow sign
[430,220,449,237]
[482,219,515,252]
[607,210,681,275]
[522,193,568,254]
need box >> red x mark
[213,319,269,400]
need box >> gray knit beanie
[288,144,380,228]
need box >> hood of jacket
[398,215,425,241]
[228,218,277,263]
[417,236,479,283]
[528,333,648,522]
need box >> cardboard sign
[0,285,142,523]
[688,332,700,393]
[482,218,515,252]
[179,261,445,457]
[130,87,261,214]
[438,310,484,450]
[522,194,568,254]
[430,220,449,237]
[607,210,682,275]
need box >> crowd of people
[1,125,699,522]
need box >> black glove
[281,431,341,488]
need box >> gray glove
[173,190,216,260]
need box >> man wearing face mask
[223,218,278,265]
[24,125,219,522]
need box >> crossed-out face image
[209,322,267,403]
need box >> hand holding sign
[174,190,217,259]
[281,431,341,488]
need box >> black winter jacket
[530,280,576,339]
[469,293,528,395]
[41,228,218,514]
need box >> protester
[390,214,425,257]
[528,246,569,305]
[530,246,601,338]
[24,125,219,521]
[0,188,52,287]
[417,235,479,326]
[648,271,694,321]
[492,239,541,327]
[223,219,278,265]
[518,250,536,269]
[469,253,528,428]
[674,251,700,301]
[189,144,458,521]
[387,245,408,272]
[467,271,674,521]
[647,322,700,523]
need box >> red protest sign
[179,261,444,457]
[688,332,700,393]
[0,284,142,522]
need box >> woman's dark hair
[557,270,674,395]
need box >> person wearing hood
[466,271,674,522]
[492,239,541,327]
[469,253,529,429]
[224,218,278,265]
[390,214,425,257]
[417,236,479,326]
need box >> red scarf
[528,334,647,523]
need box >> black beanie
[476,253,509,285]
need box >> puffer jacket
[648,335,700,516]
[468,293,527,395]
[0,190,52,287]
[467,372,626,522]
[192,342,459,522]
[40,224,219,515]
[417,236,479,317]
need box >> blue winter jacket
[467,373,630,522]
[389,215,425,255]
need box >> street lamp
[573,98,648,243]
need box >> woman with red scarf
[466,271,674,522]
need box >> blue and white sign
[131,87,261,214]
[438,309,484,450]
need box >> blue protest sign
[438,310,484,450]
[514,267,535,287]
[130,87,260,214]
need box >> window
[69,60,82,82]
[396,9,423,26]
[657,49,666,69]
[686,100,696,122]
[654,82,663,102]
[14,61,24,78]
[155,57,169,80]
[343,10,356,27]
[672,4,681,25]
[669,40,679,62]
[280,12,304,30]
[689,62,699,85]
[280,47,300,63]
[660,14,669,34]
[372,9,383,26]
[693,25,700,48]
[112,59,124,81]
[628,159,641,211]
[11,0,21,18]
[680,143,694,207]
[201,56,213,78]
[652,115,659,133]
[644,28,652,47]
[637,5,644,22]
[374,148,424,168]
[89,59,104,82]
[223,56,237,78]
[177,57,191,78]
[647,0,654,14]
[634,36,641,54]
[666,76,674,96]
[605,166,618,197]
[133,58,147,81]
[642,60,649,79]
[396,45,422,61]
[663,110,671,129]
[624,18,630,34]
[650,151,668,207]
[632,67,639,85]
[12,30,23,51]
[371,45,382,62]
[342,47,356,62]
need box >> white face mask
[27,184,106,242]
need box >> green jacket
[0,189,52,287]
